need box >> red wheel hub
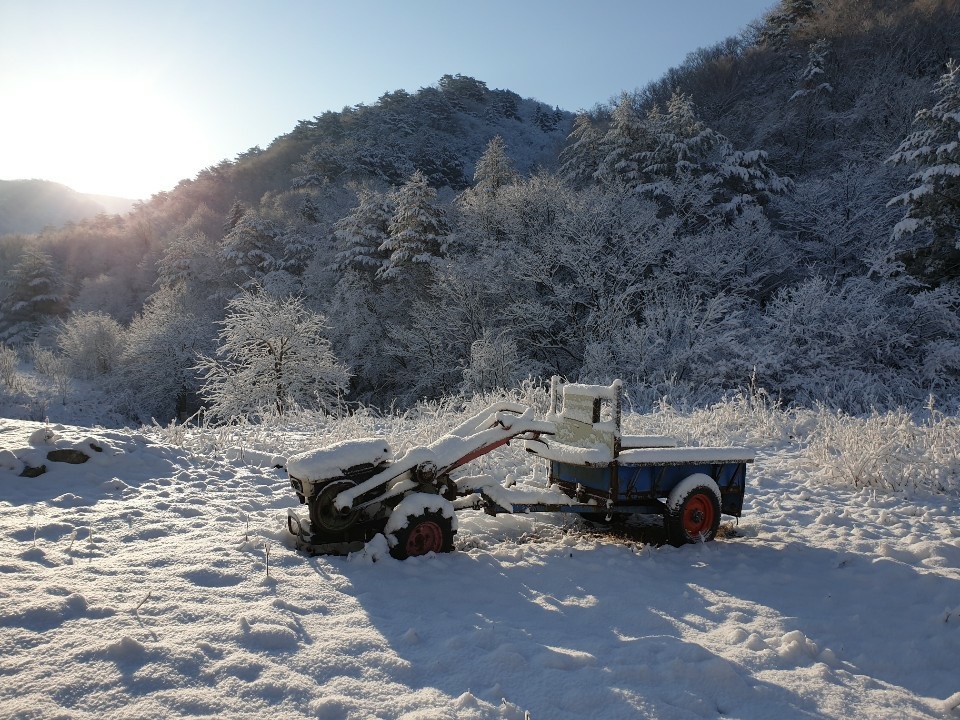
[682,494,714,538]
[405,521,444,556]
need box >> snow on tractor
[285,378,754,559]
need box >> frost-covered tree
[224,200,246,234]
[755,276,916,409]
[786,38,835,173]
[457,137,520,250]
[757,0,818,49]
[781,164,899,278]
[324,272,400,400]
[0,247,67,344]
[595,93,648,188]
[472,136,518,194]
[624,288,750,394]
[790,38,833,102]
[379,171,449,280]
[462,329,521,394]
[636,93,724,225]
[383,269,500,402]
[117,287,213,422]
[70,273,140,323]
[639,92,789,227]
[641,92,721,181]
[196,287,350,420]
[293,138,353,187]
[220,209,283,284]
[887,60,960,283]
[333,188,394,276]
[157,231,222,294]
[560,112,605,187]
[454,178,668,380]
[710,144,792,219]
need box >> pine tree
[641,91,722,186]
[887,60,960,282]
[787,38,834,173]
[224,200,246,234]
[639,91,789,227]
[379,171,449,280]
[790,38,833,102]
[333,188,394,276]
[0,247,67,344]
[220,209,282,284]
[757,0,818,49]
[157,231,221,293]
[560,112,604,187]
[472,136,518,194]
[595,93,649,188]
[711,145,792,219]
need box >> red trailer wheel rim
[406,521,444,556]
[682,494,714,538]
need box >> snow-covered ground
[2,408,959,719]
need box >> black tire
[665,483,721,547]
[388,510,455,560]
[308,480,359,533]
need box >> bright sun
[4,70,207,200]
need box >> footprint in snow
[180,569,245,587]
[237,616,300,651]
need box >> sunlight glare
[5,70,207,200]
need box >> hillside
[2,0,960,421]
[0,179,134,236]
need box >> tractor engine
[287,438,393,536]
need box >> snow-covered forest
[2,0,960,423]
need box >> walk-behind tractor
[285,378,754,559]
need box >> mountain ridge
[0,179,135,236]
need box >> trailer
[285,378,753,558]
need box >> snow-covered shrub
[756,276,917,410]
[627,289,751,395]
[623,380,799,448]
[57,311,124,379]
[0,344,20,392]
[804,403,960,496]
[28,342,70,392]
[115,286,214,423]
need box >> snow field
[1,412,959,719]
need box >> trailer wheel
[388,510,455,560]
[665,475,721,547]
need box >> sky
[0,0,775,201]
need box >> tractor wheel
[309,480,359,533]
[665,475,721,547]
[388,510,455,560]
